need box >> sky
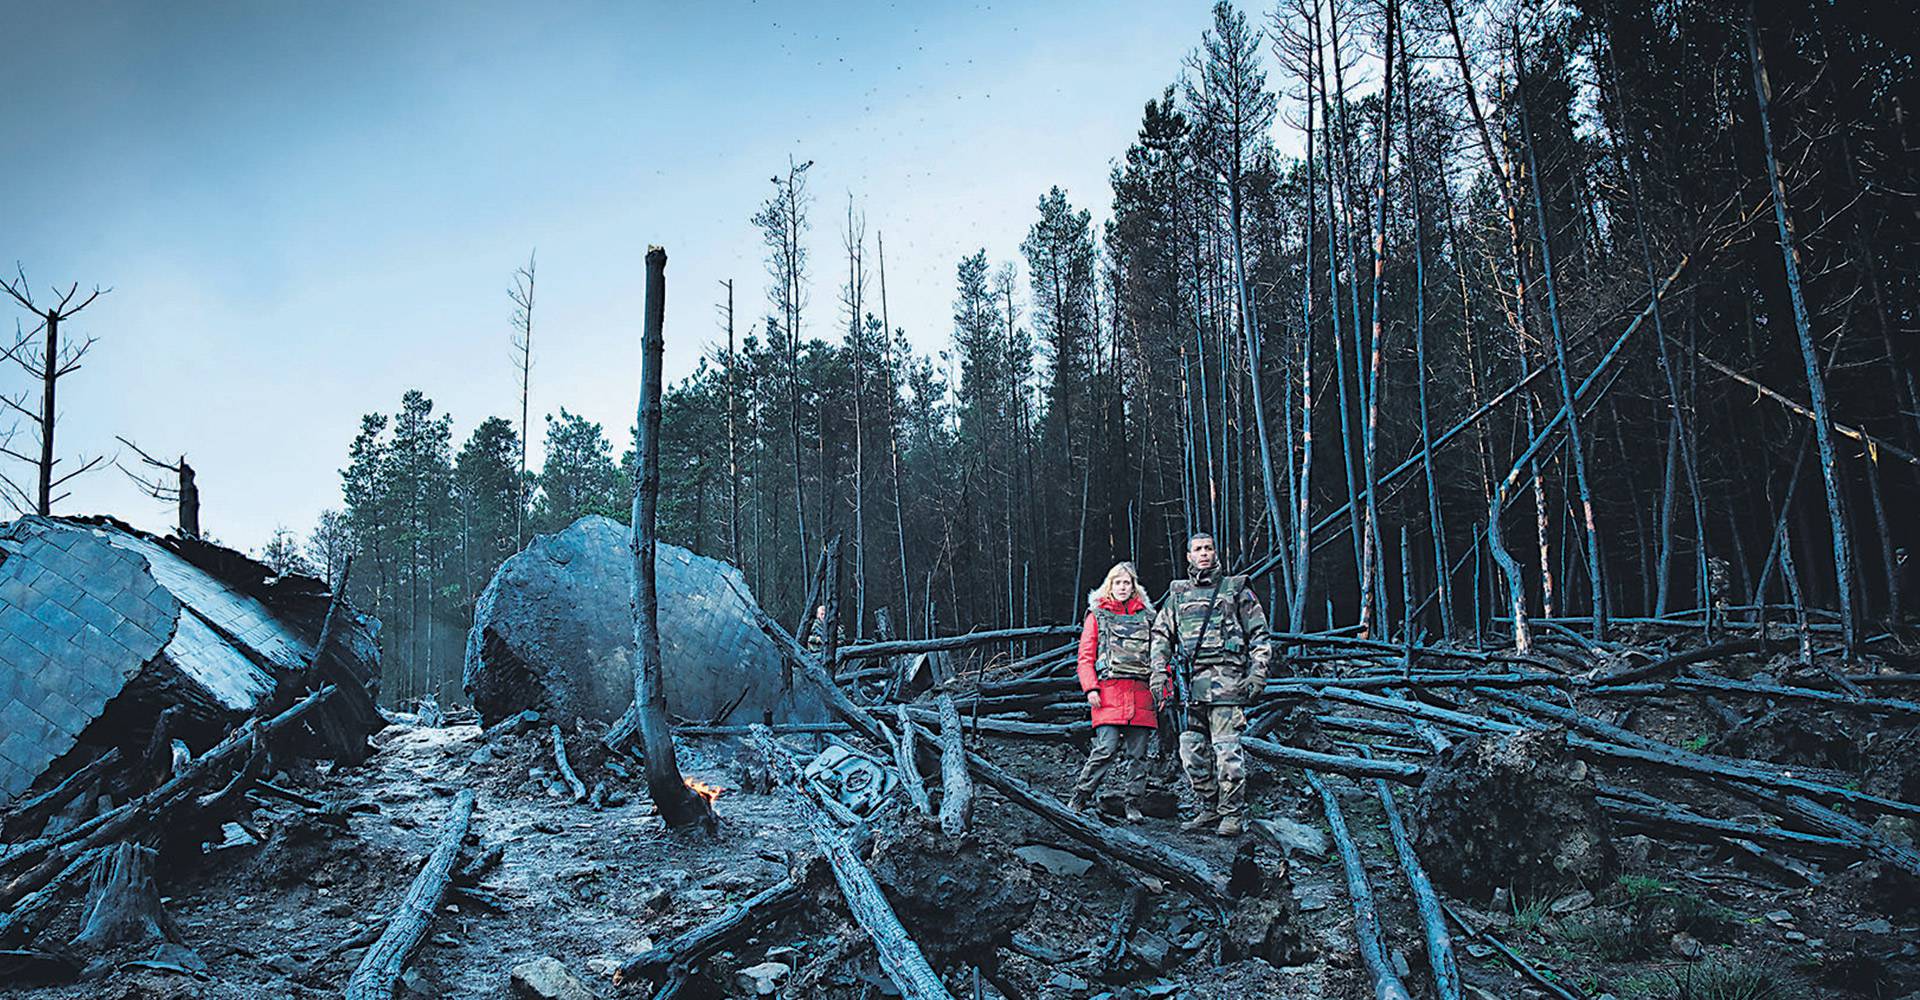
[0,0,1235,556]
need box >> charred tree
[631,246,710,829]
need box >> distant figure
[805,603,844,655]
[1068,561,1158,822]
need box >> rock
[864,817,1039,965]
[1223,895,1315,967]
[1048,972,1090,991]
[1670,932,1702,959]
[1136,784,1181,819]
[1551,890,1594,914]
[735,961,791,995]
[510,956,595,1000]
[1252,818,1330,860]
[469,744,495,765]
[1765,909,1794,925]
[1409,728,1617,901]
[1014,844,1095,878]
[681,888,725,909]
[1617,833,1664,869]
[1390,948,1411,978]
[398,968,431,996]
[1125,930,1174,974]
[463,516,826,727]
[1713,705,1865,771]
[262,953,296,975]
[1864,725,1920,805]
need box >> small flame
[684,778,725,805]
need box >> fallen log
[1594,783,1849,854]
[1268,671,1576,694]
[1442,902,1586,1000]
[1477,687,1920,819]
[1367,762,1460,1000]
[551,725,588,802]
[0,847,104,948]
[936,695,972,836]
[615,871,809,986]
[675,722,856,737]
[748,597,1225,902]
[834,626,1081,664]
[1591,639,1767,686]
[750,726,953,1000]
[901,707,1078,743]
[343,788,478,1000]
[1732,784,1920,879]
[894,705,933,816]
[0,749,121,843]
[0,686,339,910]
[1664,673,1920,716]
[1306,772,1411,1000]
[1242,737,1424,784]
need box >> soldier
[1149,533,1271,838]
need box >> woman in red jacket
[1067,561,1159,821]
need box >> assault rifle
[1158,572,1225,741]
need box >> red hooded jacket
[1076,594,1158,728]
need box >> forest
[4,2,1920,998]
[315,0,1915,706]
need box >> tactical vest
[1093,606,1154,680]
[1168,574,1248,665]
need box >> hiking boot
[1216,815,1245,838]
[1180,809,1222,832]
[1123,803,1145,824]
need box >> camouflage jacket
[1148,568,1272,706]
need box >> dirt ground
[5,642,1918,999]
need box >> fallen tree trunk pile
[1307,771,1412,1000]
[0,685,341,910]
[749,726,954,1000]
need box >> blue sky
[1,1,1233,554]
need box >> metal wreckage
[2,519,1919,998]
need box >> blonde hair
[1088,561,1153,612]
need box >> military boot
[1180,806,1222,832]
[1216,814,1245,838]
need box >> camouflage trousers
[1073,724,1150,803]
[1178,705,1248,819]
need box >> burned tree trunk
[631,245,708,828]
[936,693,972,836]
[1746,5,1856,653]
[750,726,954,1000]
[894,703,934,816]
[343,789,477,1000]
[69,841,204,976]
[551,725,587,803]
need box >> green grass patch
[1667,958,1796,1000]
